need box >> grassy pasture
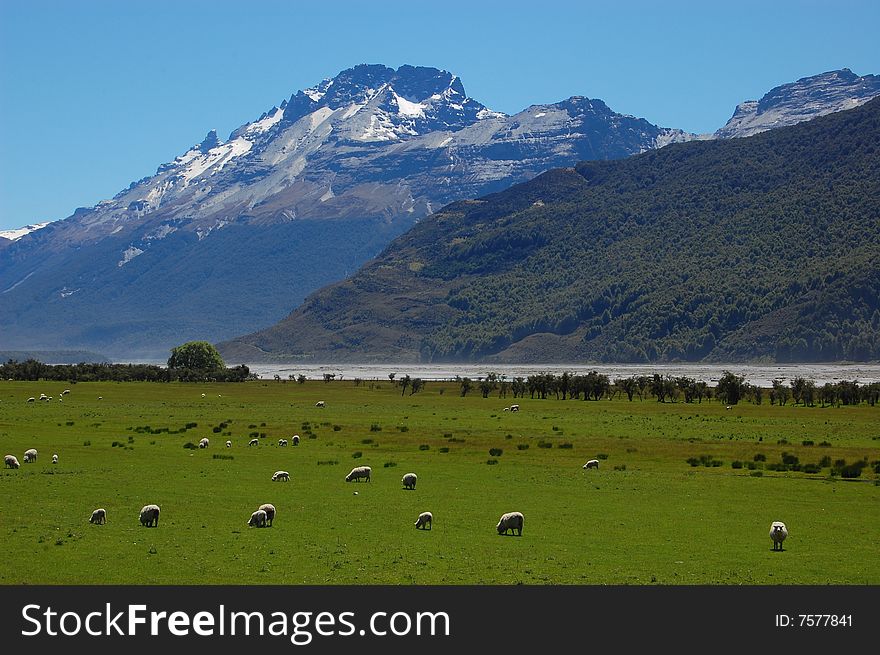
[0,379,877,585]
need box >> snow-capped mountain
[714,69,880,138]
[0,222,50,243]
[0,64,692,358]
[1,65,876,360]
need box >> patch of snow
[60,287,79,299]
[438,136,453,147]
[1,271,35,294]
[476,108,506,120]
[304,88,324,102]
[534,112,547,118]
[181,137,253,182]
[144,224,178,241]
[393,92,425,118]
[320,186,334,202]
[0,221,51,241]
[310,107,335,129]
[244,106,284,135]
[117,246,144,267]
[342,103,365,120]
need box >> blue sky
[0,0,878,231]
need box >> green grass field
[1,379,877,585]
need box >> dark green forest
[220,97,880,364]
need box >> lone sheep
[272,470,290,482]
[278,438,288,447]
[248,509,267,528]
[52,454,58,464]
[770,521,788,551]
[345,465,371,482]
[292,435,300,446]
[248,438,259,446]
[226,440,232,448]
[509,404,520,412]
[496,511,524,536]
[23,448,37,463]
[199,437,209,449]
[402,472,417,490]
[139,504,160,527]
[315,401,325,408]
[4,454,20,469]
[583,459,599,470]
[26,397,35,403]
[415,511,433,530]
[259,503,276,526]
[89,508,106,525]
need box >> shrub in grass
[259,433,266,438]
[352,451,363,459]
[333,425,342,432]
[711,460,723,467]
[559,443,573,449]
[750,470,763,477]
[802,463,821,474]
[317,460,339,466]
[212,427,222,434]
[614,464,627,471]
[538,440,553,449]
[448,437,465,443]
[212,454,234,461]
[819,456,832,467]
[732,460,743,469]
[249,431,259,438]
[833,459,847,468]
[185,422,197,429]
[839,464,864,479]
[873,461,880,474]
[439,447,449,453]
[489,448,503,457]
[66,421,74,426]
[505,434,512,440]
[361,438,374,444]
[83,440,91,447]
[819,441,832,447]
[419,444,430,451]
[301,422,311,430]
[183,442,197,449]
[308,433,317,440]
[745,461,756,470]
[781,453,800,467]
[552,426,560,432]
[383,461,397,468]
[517,444,529,450]
[128,436,134,443]
[260,422,266,427]
[777,438,789,445]
[754,453,767,462]
[597,453,609,460]
[248,424,257,429]
[802,440,814,446]
[486,459,498,465]
[443,433,452,438]
[397,426,409,432]
[370,424,382,432]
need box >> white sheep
[39,393,47,400]
[509,404,520,412]
[89,508,106,525]
[248,438,259,446]
[292,435,300,446]
[26,397,35,403]
[770,521,788,551]
[272,470,290,482]
[345,465,371,482]
[52,454,58,464]
[496,511,524,536]
[414,511,433,530]
[23,448,37,463]
[402,472,418,490]
[583,459,599,470]
[4,454,20,469]
[278,438,288,447]
[315,401,325,408]
[139,504,160,527]
[503,406,510,411]
[226,440,232,448]
[259,503,276,526]
[62,389,71,395]
[248,509,267,528]
[198,437,209,449]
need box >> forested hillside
[219,97,880,364]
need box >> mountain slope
[0,64,691,359]
[218,97,880,364]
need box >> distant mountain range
[219,96,880,364]
[1,65,878,360]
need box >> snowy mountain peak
[715,68,880,138]
[0,221,50,242]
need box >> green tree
[167,341,225,370]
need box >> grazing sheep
[496,511,524,536]
[315,401,325,408]
[345,465,372,482]
[248,438,259,446]
[292,435,300,446]
[503,406,510,411]
[52,454,58,464]
[770,521,788,551]
[89,508,106,525]
[278,439,288,447]
[139,504,160,527]
[199,437,209,449]
[248,509,267,528]
[583,459,599,470]
[26,397,35,403]
[62,389,71,395]
[226,440,232,448]
[39,393,47,400]
[272,470,290,482]
[98,396,103,400]
[509,404,520,412]
[23,448,37,463]
[258,503,276,526]
[402,472,418,490]
[414,511,433,530]
[4,454,20,469]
